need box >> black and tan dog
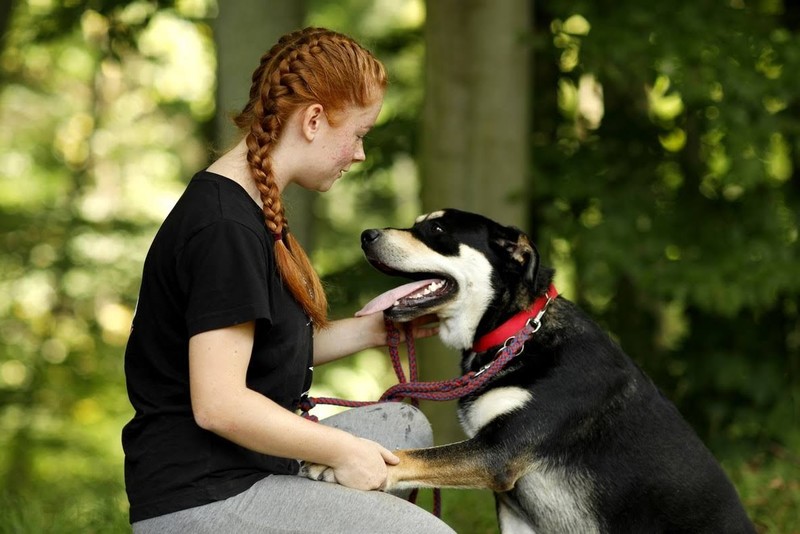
[304,209,755,533]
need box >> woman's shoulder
[176,171,264,226]
[153,171,267,250]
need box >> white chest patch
[436,245,494,350]
[516,465,599,534]
[460,386,532,437]
[497,500,539,534]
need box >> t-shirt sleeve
[178,219,272,336]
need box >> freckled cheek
[334,143,357,164]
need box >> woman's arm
[313,312,439,366]
[189,321,398,490]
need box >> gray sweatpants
[131,403,455,534]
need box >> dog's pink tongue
[355,279,438,317]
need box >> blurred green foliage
[0,0,215,530]
[530,2,800,530]
[0,0,797,532]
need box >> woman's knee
[321,402,433,450]
[382,402,433,449]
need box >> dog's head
[359,209,547,350]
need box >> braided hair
[233,27,387,328]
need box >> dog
[303,209,755,533]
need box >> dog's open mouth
[355,263,455,319]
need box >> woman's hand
[389,313,439,344]
[327,436,400,490]
[358,310,440,348]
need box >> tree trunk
[213,0,314,246]
[420,0,533,442]
[422,0,532,224]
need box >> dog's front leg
[386,439,528,493]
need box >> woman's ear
[301,103,325,141]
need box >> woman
[123,27,454,533]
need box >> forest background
[0,0,798,532]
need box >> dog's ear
[492,229,540,290]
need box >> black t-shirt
[122,171,314,523]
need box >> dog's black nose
[361,229,381,247]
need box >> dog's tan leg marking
[385,442,532,493]
[387,449,492,490]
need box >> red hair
[233,28,387,327]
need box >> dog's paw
[298,461,337,483]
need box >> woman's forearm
[313,314,385,365]
[195,386,358,465]
[194,387,397,490]
[190,322,364,465]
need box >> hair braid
[232,27,387,327]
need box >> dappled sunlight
[54,112,95,169]
[647,75,687,153]
[96,302,134,346]
[1,360,28,388]
[558,74,605,135]
[647,75,685,123]
[765,132,792,182]
[310,0,423,37]
[552,14,591,73]
[138,12,216,114]
[11,271,57,320]
[553,15,605,142]
[40,337,68,365]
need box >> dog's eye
[431,222,445,233]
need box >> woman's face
[300,99,383,192]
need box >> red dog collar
[471,284,558,353]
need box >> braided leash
[378,321,535,403]
[298,313,546,416]
[298,320,418,422]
